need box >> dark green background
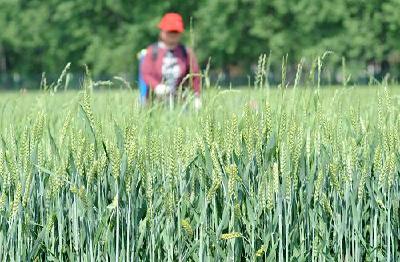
[0,0,399,87]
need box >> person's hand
[154,84,171,96]
[194,97,202,111]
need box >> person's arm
[186,48,201,96]
[185,48,202,110]
[141,46,160,90]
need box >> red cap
[158,13,184,33]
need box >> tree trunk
[0,44,6,73]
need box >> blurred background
[0,0,399,89]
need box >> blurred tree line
[0,0,399,87]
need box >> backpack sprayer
[137,49,148,105]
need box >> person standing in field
[140,13,201,110]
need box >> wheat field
[0,80,399,261]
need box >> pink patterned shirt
[141,42,201,96]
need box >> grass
[0,83,399,261]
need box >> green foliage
[0,75,399,260]
[0,0,400,79]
